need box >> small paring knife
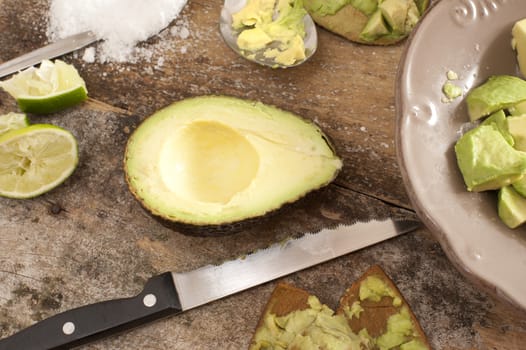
[0,218,419,350]
[0,31,98,79]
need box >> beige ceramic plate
[396,0,526,310]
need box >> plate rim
[395,0,526,310]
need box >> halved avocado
[303,0,430,45]
[124,96,343,235]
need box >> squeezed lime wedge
[0,59,87,114]
[0,124,78,198]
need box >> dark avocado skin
[135,184,333,236]
[149,205,276,236]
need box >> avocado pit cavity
[159,120,260,204]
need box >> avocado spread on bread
[249,265,431,349]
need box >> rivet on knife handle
[0,31,98,79]
[0,272,182,350]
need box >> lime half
[0,60,87,115]
[0,124,79,198]
[0,112,29,136]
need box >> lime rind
[0,124,79,199]
[16,86,88,115]
[0,59,88,115]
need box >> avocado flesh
[466,75,526,121]
[498,186,526,229]
[233,0,307,66]
[512,176,526,197]
[379,0,407,34]
[413,0,429,15]
[512,18,526,78]
[376,307,419,350]
[481,109,514,146]
[350,0,378,16]
[507,114,526,151]
[124,96,342,229]
[360,9,389,42]
[301,0,352,16]
[304,0,427,45]
[454,124,526,192]
[251,295,366,349]
[509,101,526,116]
[251,274,428,350]
[232,0,275,29]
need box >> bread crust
[337,265,431,347]
[249,265,431,349]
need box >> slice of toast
[248,265,431,349]
[337,265,431,349]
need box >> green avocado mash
[441,70,463,103]
[250,295,369,350]
[375,307,426,350]
[232,0,307,66]
[343,301,364,320]
[251,276,429,349]
[442,82,463,101]
[359,275,402,307]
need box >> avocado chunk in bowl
[124,96,342,235]
[396,2,526,311]
[454,75,526,227]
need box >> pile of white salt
[47,0,189,63]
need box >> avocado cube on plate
[512,175,526,197]
[455,124,526,191]
[508,100,526,116]
[498,185,526,228]
[481,109,514,146]
[466,75,526,122]
[507,114,526,151]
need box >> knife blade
[0,31,98,79]
[0,218,419,350]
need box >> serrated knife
[0,31,98,79]
[0,218,419,350]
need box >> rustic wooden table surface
[1,0,526,349]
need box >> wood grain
[0,0,525,349]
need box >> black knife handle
[0,272,182,350]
